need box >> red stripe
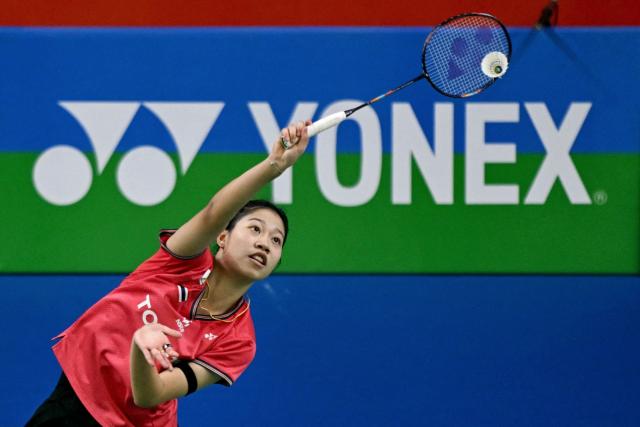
[1,0,638,26]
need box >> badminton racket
[282,12,512,147]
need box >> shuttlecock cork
[481,51,509,78]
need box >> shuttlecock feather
[481,51,509,78]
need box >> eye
[272,236,282,246]
[250,225,260,233]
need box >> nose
[255,238,270,254]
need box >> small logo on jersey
[176,317,193,333]
[204,333,218,341]
[199,269,211,285]
[177,285,189,302]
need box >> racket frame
[421,12,513,98]
[298,12,512,143]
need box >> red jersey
[52,230,256,427]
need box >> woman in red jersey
[26,120,312,427]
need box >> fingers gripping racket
[285,13,512,147]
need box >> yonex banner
[1,28,638,273]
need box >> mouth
[248,253,267,267]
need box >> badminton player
[26,120,312,426]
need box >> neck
[202,261,252,316]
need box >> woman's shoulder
[126,230,214,279]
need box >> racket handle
[306,112,347,138]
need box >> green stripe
[1,152,638,273]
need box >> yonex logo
[176,317,192,333]
[32,100,593,207]
[33,102,223,206]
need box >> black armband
[174,360,198,395]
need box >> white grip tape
[306,112,347,138]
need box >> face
[216,208,286,281]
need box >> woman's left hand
[133,323,182,371]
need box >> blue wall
[5,275,639,426]
[2,28,638,155]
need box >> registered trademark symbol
[593,190,608,205]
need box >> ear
[216,230,229,249]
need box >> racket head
[421,13,512,98]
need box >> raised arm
[166,120,311,257]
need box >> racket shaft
[369,74,425,105]
[303,63,492,138]
[305,74,425,138]
[306,112,347,137]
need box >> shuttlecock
[481,51,509,78]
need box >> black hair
[226,199,289,245]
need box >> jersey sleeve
[193,332,256,386]
[129,229,214,278]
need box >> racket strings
[423,14,510,97]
